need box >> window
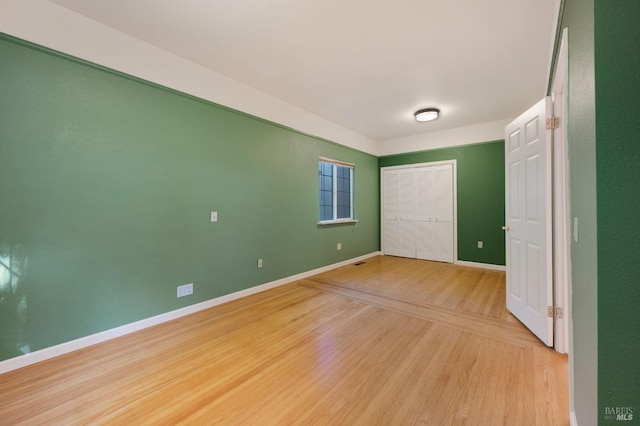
[318,157,355,223]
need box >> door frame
[551,28,571,354]
[380,160,458,262]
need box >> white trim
[380,160,456,172]
[317,219,359,225]
[0,251,382,375]
[552,28,571,355]
[570,411,578,426]
[546,0,565,91]
[318,156,355,168]
[454,260,506,271]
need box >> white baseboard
[0,251,382,375]
[454,260,506,271]
[570,411,578,426]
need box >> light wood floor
[0,256,569,425]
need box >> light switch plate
[211,211,218,222]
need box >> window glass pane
[322,206,333,221]
[319,163,333,220]
[319,190,332,221]
[336,165,351,219]
[322,176,332,190]
[319,161,353,222]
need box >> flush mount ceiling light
[414,108,440,122]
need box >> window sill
[317,219,359,226]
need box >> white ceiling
[50,0,557,141]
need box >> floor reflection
[0,243,29,360]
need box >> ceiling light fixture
[414,108,440,122]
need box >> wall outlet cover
[177,283,194,298]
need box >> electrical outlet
[477,241,483,249]
[257,258,263,268]
[337,243,342,250]
[177,283,193,298]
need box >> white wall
[0,0,509,157]
[0,0,378,155]
[378,119,510,156]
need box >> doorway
[503,28,570,353]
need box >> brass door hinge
[547,306,563,319]
[546,117,560,130]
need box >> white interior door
[416,168,434,260]
[398,170,417,258]
[383,170,401,257]
[416,165,454,262]
[505,98,553,346]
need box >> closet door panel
[383,171,402,256]
[427,221,454,262]
[415,168,433,260]
[416,164,454,263]
[415,169,433,222]
[398,171,417,258]
[416,221,436,260]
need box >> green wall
[561,0,599,423]
[594,0,640,421]
[378,141,505,266]
[560,0,640,423]
[0,34,380,361]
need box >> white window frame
[318,156,357,225]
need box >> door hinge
[546,116,560,130]
[547,306,563,319]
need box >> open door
[505,98,553,346]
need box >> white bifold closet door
[383,169,416,258]
[415,165,454,262]
[383,170,401,257]
[383,163,454,263]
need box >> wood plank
[0,256,568,425]
[300,278,541,348]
